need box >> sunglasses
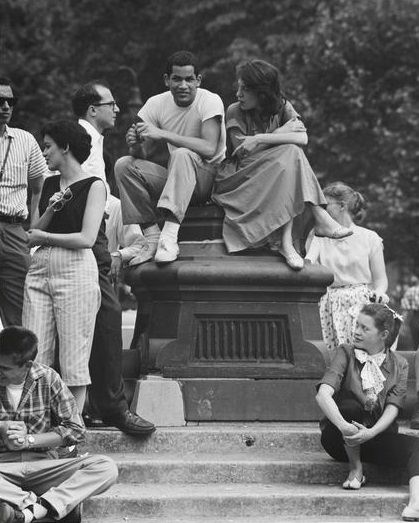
[0,97,18,107]
[52,188,73,212]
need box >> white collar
[78,119,103,142]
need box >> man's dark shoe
[60,504,82,523]
[104,410,156,435]
[0,502,25,523]
[83,412,105,428]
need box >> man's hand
[135,122,163,142]
[343,421,373,447]
[110,253,123,284]
[126,124,138,147]
[4,421,28,451]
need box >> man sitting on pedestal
[0,326,118,523]
[114,50,226,264]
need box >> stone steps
[83,483,409,519]
[109,451,406,485]
[79,423,418,520]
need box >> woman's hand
[232,135,260,157]
[370,291,390,305]
[343,421,374,446]
[47,191,64,210]
[27,229,48,247]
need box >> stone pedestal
[126,233,333,421]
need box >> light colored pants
[22,246,101,386]
[114,147,217,225]
[0,453,118,519]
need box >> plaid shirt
[401,286,419,311]
[0,362,85,453]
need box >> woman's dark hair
[165,51,199,76]
[42,120,92,164]
[360,303,402,349]
[323,182,367,223]
[237,59,285,117]
[0,326,38,366]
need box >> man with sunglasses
[71,81,155,436]
[0,77,47,327]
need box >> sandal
[342,474,366,490]
[315,225,353,239]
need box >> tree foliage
[1,0,418,262]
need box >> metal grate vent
[194,316,293,363]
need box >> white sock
[160,221,180,243]
[143,224,161,244]
[22,508,35,523]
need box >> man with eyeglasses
[114,50,226,264]
[71,81,155,436]
[0,77,47,327]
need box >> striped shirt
[0,125,47,218]
[0,361,85,452]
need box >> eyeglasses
[93,100,117,109]
[0,97,18,107]
[52,188,73,212]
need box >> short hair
[71,80,110,118]
[360,303,402,349]
[0,326,38,366]
[323,182,367,223]
[237,59,285,117]
[165,51,200,76]
[42,120,92,164]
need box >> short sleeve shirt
[0,126,47,217]
[317,344,408,426]
[401,286,419,311]
[138,88,226,164]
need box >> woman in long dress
[23,120,106,411]
[213,59,352,270]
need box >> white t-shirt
[6,382,24,411]
[138,88,226,164]
[306,225,383,287]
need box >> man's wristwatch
[26,435,35,449]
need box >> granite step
[109,451,407,485]
[82,483,409,519]
[84,517,406,523]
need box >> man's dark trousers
[89,270,128,419]
[0,222,30,326]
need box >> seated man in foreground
[115,50,226,264]
[0,326,118,523]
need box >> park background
[1,0,419,305]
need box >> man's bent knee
[114,156,133,182]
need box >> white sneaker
[129,241,158,266]
[154,237,179,264]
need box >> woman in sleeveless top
[306,182,389,355]
[212,60,352,271]
[22,120,106,411]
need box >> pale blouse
[306,225,383,287]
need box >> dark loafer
[103,410,156,435]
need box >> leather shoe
[277,247,304,271]
[0,502,25,523]
[315,225,353,239]
[103,410,156,436]
[83,412,105,428]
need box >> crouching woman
[316,303,419,521]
